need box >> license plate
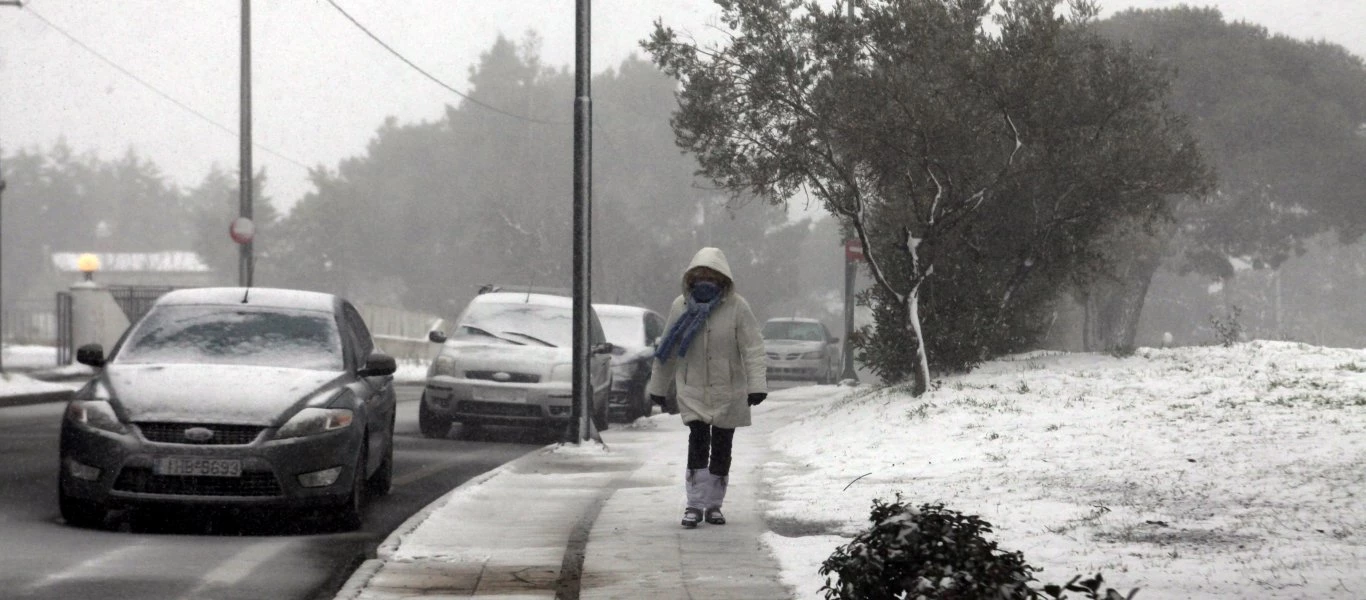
[154,457,242,477]
[474,387,526,403]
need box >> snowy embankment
[761,341,1366,599]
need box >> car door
[589,309,612,396]
[342,302,395,470]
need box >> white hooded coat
[646,247,768,428]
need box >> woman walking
[648,247,768,528]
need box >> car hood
[764,339,827,353]
[441,341,570,373]
[101,363,345,425]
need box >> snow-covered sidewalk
[759,341,1366,599]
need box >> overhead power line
[324,0,567,126]
[20,5,312,171]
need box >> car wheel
[418,393,452,439]
[367,416,395,496]
[58,482,105,529]
[334,442,367,531]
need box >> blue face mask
[690,281,721,302]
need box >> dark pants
[687,421,735,477]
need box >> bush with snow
[819,495,1136,600]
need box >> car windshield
[114,305,344,370]
[456,301,572,347]
[762,321,826,342]
[598,312,645,347]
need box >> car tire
[58,483,104,529]
[418,393,452,439]
[367,416,395,496]
[334,442,367,531]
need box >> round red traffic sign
[229,217,255,244]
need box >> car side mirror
[592,342,615,355]
[427,330,447,344]
[829,336,840,344]
[76,343,106,368]
[358,352,397,377]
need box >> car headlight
[276,408,353,439]
[800,351,824,359]
[550,363,573,382]
[65,400,128,434]
[429,354,459,377]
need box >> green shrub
[819,495,1137,600]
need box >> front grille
[465,370,541,384]
[457,400,542,418]
[136,422,265,445]
[113,467,282,497]
[766,352,802,360]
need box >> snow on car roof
[593,303,654,317]
[765,317,821,324]
[156,287,338,312]
[473,292,572,308]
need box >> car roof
[472,292,573,308]
[156,287,338,313]
[593,303,656,318]
[765,317,822,324]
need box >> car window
[341,302,374,366]
[114,305,345,370]
[457,300,573,347]
[644,312,664,344]
[599,311,646,346]
[590,310,607,346]
[762,321,827,342]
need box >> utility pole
[567,0,597,444]
[238,0,254,287]
[0,0,23,373]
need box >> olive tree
[646,0,1211,392]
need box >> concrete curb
[0,389,73,409]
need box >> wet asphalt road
[0,384,545,600]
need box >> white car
[594,303,667,421]
[419,292,613,437]
[762,317,841,384]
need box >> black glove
[650,394,667,409]
[747,392,767,406]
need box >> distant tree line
[1,34,843,330]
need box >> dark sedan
[57,287,398,531]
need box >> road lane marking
[22,540,151,593]
[176,539,292,600]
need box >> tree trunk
[1083,250,1162,353]
[905,286,930,396]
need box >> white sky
[2,0,1364,217]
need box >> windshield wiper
[499,331,556,347]
[462,325,525,345]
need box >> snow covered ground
[761,341,1366,599]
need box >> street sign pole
[841,239,861,382]
[238,0,254,287]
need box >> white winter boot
[704,472,728,525]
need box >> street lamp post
[568,0,596,444]
[1,1,26,372]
